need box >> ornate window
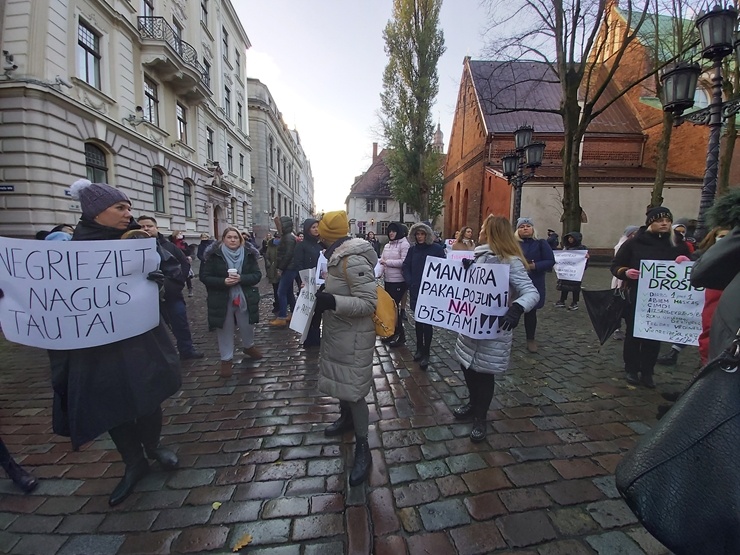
[77,20,101,89]
[152,169,166,213]
[85,143,108,183]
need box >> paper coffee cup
[227,268,238,276]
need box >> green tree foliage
[380,0,445,221]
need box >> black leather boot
[3,459,38,493]
[349,436,372,486]
[109,458,149,506]
[144,447,179,469]
[418,345,430,370]
[324,404,354,437]
[470,418,487,443]
[388,328,405,347]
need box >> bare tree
[481,0,694,232]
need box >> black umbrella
[582,288,628,345]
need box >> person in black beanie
[610,206,691,388]
[49,179,182,506]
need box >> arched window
[183,180,194,218]
[152,169,165,213]
[85,143,108,183]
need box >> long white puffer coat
[318,238,378,401]
[455,246,540,374]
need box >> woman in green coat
[200,227,263,378]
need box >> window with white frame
[237,102,243,130]
[142,0,154,17]
[269,137,274,168]
[203,58,211,88]
[365,198,375,212]
[176,102,187,143]
[200,0,208,25]
[152,169,165,213]
[222,27,229,60]
[379,221,390,235]
[224,86,231,119]
[85,143,108,183]
[77,20,101,89]
[239,153,244,179]
[227,144,233,173]
[235,50,241,77]
[357,221,367,236]
[379,199,387,212]
[206,127,214,160]
[242,202,248,226]
[144,76,159,125]
[184,180,193,218]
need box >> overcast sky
[237,0,491,212]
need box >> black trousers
[461,366,496,420]
[415,322,433,349]
[524,310,537,340]
[0,436,12,468]
[108,406,163,467]
[623,302,661,376]
[385,281,407,336]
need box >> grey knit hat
[516,217,534,228]
[69,179,130,221]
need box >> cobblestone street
[0,267,694,554]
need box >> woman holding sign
[403,222,446,369]
[51,179,181,507]
[200,227,263,378]
[611,207,691,388]
[454,216,540,443]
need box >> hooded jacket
[276,216,296,270]
[381,222,410,283]
[518,235,554,310]
[455,246,540,374]
[49,218,181,448]
[289,218,323,272]
[318,238,378,402]
[402,222,446,308]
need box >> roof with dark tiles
[347,149,392,198]
[468,60,644,136]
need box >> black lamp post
[501,125,546,224]
[660,4,740,237]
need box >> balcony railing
[138,16,210,90]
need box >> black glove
[462,258,475,270]
[147,270,165,286]
[314,291,336,313]
[499,303,524,331]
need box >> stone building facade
[0,0,253,241]
[247,77,314,242]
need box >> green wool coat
[199,244,262,330]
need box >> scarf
[221,243,248,312]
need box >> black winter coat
[289,219,323,272]
[50,218,181,449]
[199,243,261,330]
[276,217,296,271]
[402,222,446,309]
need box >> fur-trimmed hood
[408,222,435,245]
[327,237,378,268]
[708,189,740,229]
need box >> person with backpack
[515,217,555,353]
[313,211,377,487]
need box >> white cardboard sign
[415,257,510,339]
[553,250,588,282]
[0,237,161,349]
[290,268,317,342]
[634,260,705,346]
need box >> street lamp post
[501,125,546,224]
[660,4,740,237]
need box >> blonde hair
[121,229,151,240]
[515,226,539,240]
[221,226,244,244]
[481,215,528,266]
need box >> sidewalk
[0,269,695,554]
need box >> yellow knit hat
[318,211,349,245]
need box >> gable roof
[468,60,643,136]
[347,149,392,199]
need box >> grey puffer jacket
[455,246,540,374]
[318,238,378,402]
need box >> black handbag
[615,329,740,555]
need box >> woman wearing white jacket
[379,222,410,346]
[454,216,540,443]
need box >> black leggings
[524,310,537,340]
[559,289,580,304]
[461,366,496,420]
[385,282,407,336]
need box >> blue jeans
[277,270,297,318]
[163,297,195,355]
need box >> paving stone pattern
[0,267,693,554]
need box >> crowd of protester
[3,177,738,503]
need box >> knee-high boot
[413,324,424,361]
[324,401,354,437]
[0,437,37,493]
[418,325,432,369]
[108,422,149,506]
[137,407,178,469]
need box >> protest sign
[447,250,474,262]
[415,257,510,339]
[553,250,588,281]
[290,268,317,342]
[315,252,328,286]
[445,239,455,250]
[634,260,705,346]
[0,237,161,349]
[374,260,383,279]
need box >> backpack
[342,258,397,337]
